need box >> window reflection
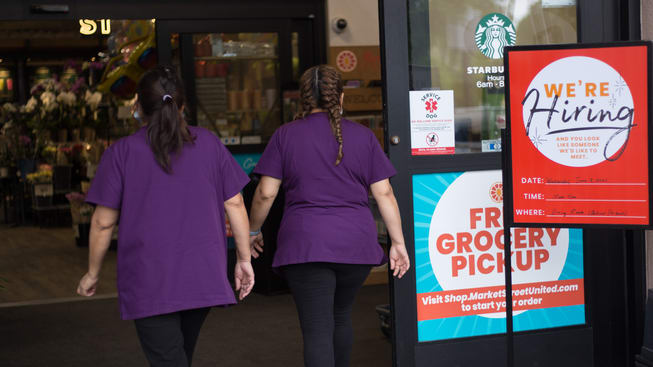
[409,0,577,153]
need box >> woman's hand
[234,261,255,300]
[77,272,99,296]
[250,233,264,258]
[389,243,410,279]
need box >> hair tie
[162,94,173,102]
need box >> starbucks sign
[475,13,517,59]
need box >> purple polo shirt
[254,112,396,268]
[86,126,249,320]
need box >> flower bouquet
[27,165,54,207]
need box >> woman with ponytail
[249,65,410,367]
[77,65,254,366]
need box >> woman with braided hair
[249,65,410,367]
[77,65,254,366]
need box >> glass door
[189,32,280,145]
[158,19,317,152]
[379,0,640,366]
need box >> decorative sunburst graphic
[613,76,627,96]
[490,182,503,203]
[530,127,547,149]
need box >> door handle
[390,136,400,145]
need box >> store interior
[0,18,389,302]
[0,12,392,365]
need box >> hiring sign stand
[502,41,653,367]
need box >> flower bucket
[33,182,53,208]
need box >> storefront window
[408,0,577,154]
[191,32,280,144]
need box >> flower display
[56,91,77,107]
[84,90,103,111]
[41,145,57,164]
[26,169,52,183]
[22,97,37,113]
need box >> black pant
[133,307,211,367]
[283,262,373,367]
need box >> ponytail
[136,66,194,173]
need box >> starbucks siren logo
[475,13,516,59]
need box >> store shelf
[195,55,277,61]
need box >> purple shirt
[254,112,396,268]
[86,126,249,320]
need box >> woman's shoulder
[186,126,222,145]
[109,128,146,151]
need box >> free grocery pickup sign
[412,171,585,342]
[505,42,652,227]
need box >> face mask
[133,109,143,124]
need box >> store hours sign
[505,42,652,227]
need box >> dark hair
[136,65,194,173]
[298,65,344,165]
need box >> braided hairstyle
[136,65,195,173]
[298,65,345,165]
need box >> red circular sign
[426,133,439,146]
[336,50,357,73]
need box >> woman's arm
[248,176,282,258]
[77,205,119,296]
[225,193,254,300]
[370,179,410,278]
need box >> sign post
[503,41,652,367]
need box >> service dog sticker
[409,90,455,155]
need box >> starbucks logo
[475,13,516,60]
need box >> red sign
[506,43,651,227]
